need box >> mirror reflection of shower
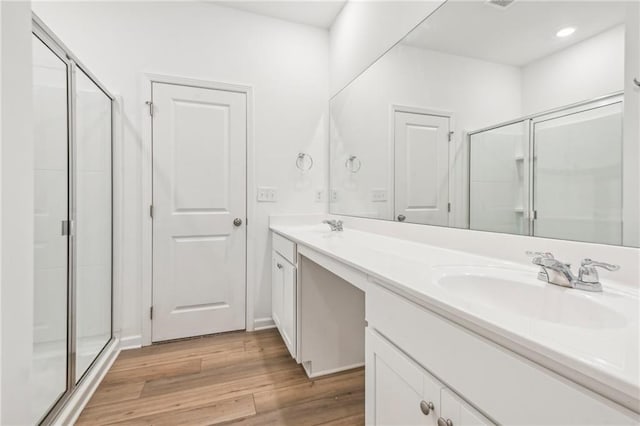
[469,95,623,246]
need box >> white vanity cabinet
[366,328,492,426]
[271,232,297,358]
[366,283,638,426]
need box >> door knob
[420,400,435,415]
[397,214,406,222]
[437,418,453,426]
[233,218,243,227]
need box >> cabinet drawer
[367,284,637,425]
[272,232,297,265]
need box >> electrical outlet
[371,189,387,202]
[257,187,278,202]
[314,189,325,203]
[330,190,338,202]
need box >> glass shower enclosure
[32,15,114,424]
[469,94,623,246]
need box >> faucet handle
[580,259,620,271]
[526,251,554,259]
[578,258,620,285]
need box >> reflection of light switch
[371,189,387,202]
[314,189,324,202]
[257,187,278,202]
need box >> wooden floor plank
[77,367,308,424]
[253,368,364,413]
[76,328,365,425]
[84,382,145,408]
[141,353,300,398]
[108,394,256,426]
[102,358,201,385]
[219,390,365,426]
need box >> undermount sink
[431,266,627,329]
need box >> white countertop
[270,223,640,412]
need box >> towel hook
[296,153,313,172]
[345,155,362,173]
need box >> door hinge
[145,101,153,117]
[447,202,451,213]
[150,306,154,320]
[149,205,154,218]
[61,220,71,236]
[448,131,454,142]
[532,210,538,220]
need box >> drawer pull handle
[276,263,283,269]
[437,417,453,426]
[420,400,434,415]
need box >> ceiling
[212,0,347,29]
[403,1,628,67]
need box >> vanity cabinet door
[272,251,296,358]
[440,388,493,426]
[272,252,284,329]
[366,329,442,426]
[280,256,296,357]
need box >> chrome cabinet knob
[397,214,406,222]
[437,417,453,426]
[276,263,283,269]
[420,400,435,415]
[233,218,243,227]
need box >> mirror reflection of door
[394,110,450,226]
[533,101,623,245]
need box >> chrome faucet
[526,251,619,292]
[323,219,343,232]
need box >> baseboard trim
[253,317,276,331]
[52,338,121,425]
[120,334,142,350]
[305,362,365,379]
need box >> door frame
[389,105,455,225]
[140,73,254,346]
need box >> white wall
[0,1,34,424]
[329,0,445,96]
[33,1,329,341]
[522,25,625,114]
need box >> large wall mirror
[330,0,639,247]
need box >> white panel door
[394,111,450,226]
[152,82,246,342]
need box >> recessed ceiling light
[556,27,576,38]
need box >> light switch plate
[371,188,387,202]
[257,187,278,202]
[315,189,325,203]
[330,190,338,202]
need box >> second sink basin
[431,266,627,329]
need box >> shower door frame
[467,91,624,241]
[32,14,115,425]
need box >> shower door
[74,66,113,382]
[32,15,114,424]
[532,101,623,245]
[469,120,529,235]
[32,31,70,425]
